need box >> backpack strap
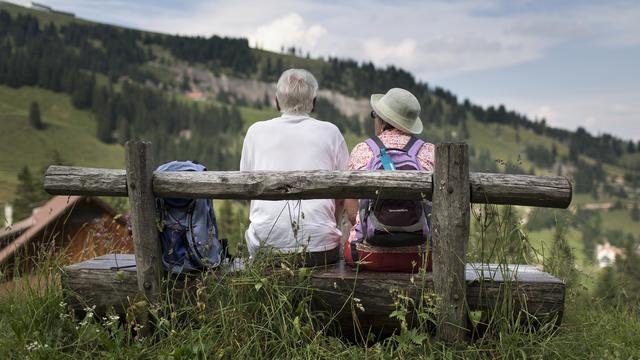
[404,136,426,158]
[364,137,384,157]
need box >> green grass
[1,236,640,359]
[528,227,584,265]
[239,105,279,129]
[600,209,640,234]
[466,117,566,176]
[0,85,124,203]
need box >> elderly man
[240,69,349,265]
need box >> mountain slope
[0,85,123,201]
[0,1,639,264]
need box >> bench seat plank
[61,254,565,335]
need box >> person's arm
[345,199,358,225]
[240,127,254,207]
[334,134,349,225]
[335,199,345,224]
[342,141,369,225]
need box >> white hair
[275,69,318,115]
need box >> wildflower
[281,263,294,276]
[26,341,43,352]
[158,318,169,328]
[105,314,120,327]
[59,301,67,308]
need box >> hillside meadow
[1,211,640,359]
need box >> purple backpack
[354,136,431,247]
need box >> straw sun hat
[370,88,423,135]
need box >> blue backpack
[155,161,222,273]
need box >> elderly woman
[344,88,435,272]
[240,69,349,266]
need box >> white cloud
[534,105,556,122]
[6,0,640,139]
[32,0,640,79]
[248,13,326,53]
[474,93,640,140]
[363,38,417,68]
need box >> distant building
[186,91,206,101]
[28,2,75,17]
[28,2,52,12]
[3,204,12,227]
[596,241,625,268]
[0,196,132,277]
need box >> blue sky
[11,0,640,140]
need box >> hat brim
[370,94,423,135]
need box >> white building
[28,2,52,12]
[596,241,625,268]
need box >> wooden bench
[62,254,565,338]
[45,141,572,342]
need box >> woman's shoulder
[417,141,435,171]
[419,141,435,152]
[348,141,374,170]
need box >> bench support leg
[432,142,470,343]
[125,141,162,336]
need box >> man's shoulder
[308,117,344,136]
[246,117,278,133]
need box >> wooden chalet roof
[0,195,122,266]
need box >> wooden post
[432,143,470,343]
[125,141,162,330]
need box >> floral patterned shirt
[347,128,435,242]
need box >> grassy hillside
[0,85,124,203]
[0,0,638,266]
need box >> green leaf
[407,329,428,345]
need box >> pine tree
[544,221,578,288]
[595,267,618,302]
[627,140,636,154]
[632,200,640,222]
[13,166,41,221]
[29,101,44,130]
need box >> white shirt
[240,113,349,256]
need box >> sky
[10,0,640,140]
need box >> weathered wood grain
[155,170,434,200]
[125,142,163,303]
[470,173,572,208]
[44,166,127,196]
[432,143,471,343]
[44,166,572,208]
[62,255,565,337]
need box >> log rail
[44,141,572,344]
[44,167,571,207]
